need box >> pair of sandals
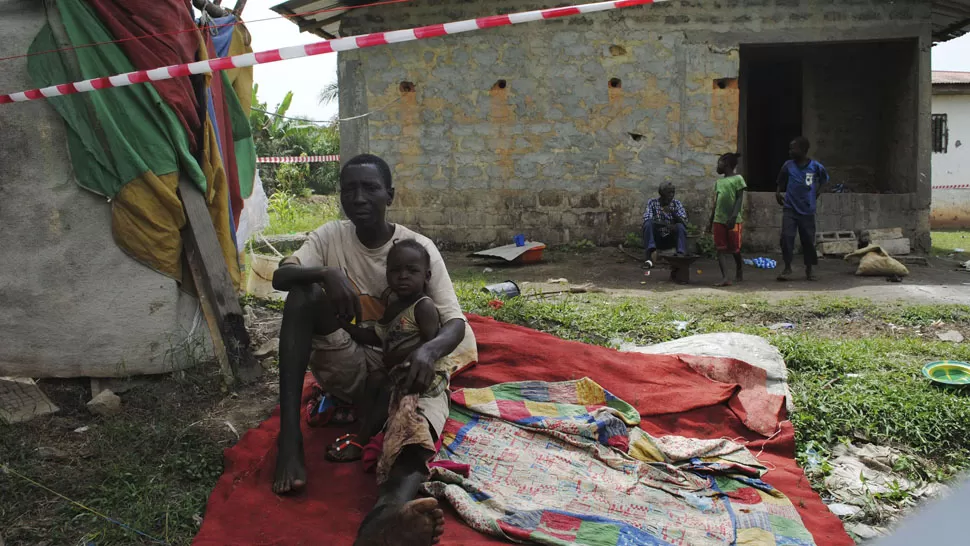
[304,387,367,462]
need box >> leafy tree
[318,80,339,107]
[250,84,339,195]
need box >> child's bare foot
[714,279,732,287]
[273,435,306,494]
[325,433,365,462]
[356,498,445,546]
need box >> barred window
[932,114,948,154]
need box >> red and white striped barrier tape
[932,184,970,190]
[0,0,659,105]
[257,155,339,164]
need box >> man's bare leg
[273,283,340,494]
[715,252,732,287]
[355,444,445,546]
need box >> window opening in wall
[932,114,948,154]
[492,79,507,90]
[608,78,621,89]
[399,81,415,93]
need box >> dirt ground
[3,250,969,545]
[445,248,970,305]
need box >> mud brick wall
[339,0,932,250]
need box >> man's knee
[674,223,687,235]
[283,283,325,315]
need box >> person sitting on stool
[642,182,688,268]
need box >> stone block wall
[745,192,931,252]
[339,0,932,249]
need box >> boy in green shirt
[707,153,746,286]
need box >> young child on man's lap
[326,239,444,480]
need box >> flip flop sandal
[305,392,357,427]
[325,433,364,462]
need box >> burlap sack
[844,245,909,277]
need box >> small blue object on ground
[746,257,777,269]
[513,234,526,247]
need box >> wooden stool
[661,254,700,285]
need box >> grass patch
[0,369,235,545]
[931,230,970,257]
[458,283,970,476]
[264,192,341,236]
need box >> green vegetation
[457,286,970,474]
[931,230,970,257]
[264,191,341,235]
[250,86,339,196]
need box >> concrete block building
[931,70,970,228]
[275,0,970,251]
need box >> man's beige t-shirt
[291,220,477,374]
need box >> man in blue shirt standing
[775,137,829,281]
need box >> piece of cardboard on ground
[0,377,59,424]
[472,242,545,262]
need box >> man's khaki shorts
[309,329,448,439]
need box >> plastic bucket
[246,253,281,299]
[482,281,521,298]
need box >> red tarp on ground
[194,315,852,546]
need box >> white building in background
[932,71,970,228]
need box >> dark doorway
[741,51,803,191]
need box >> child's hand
[389,362,410,387]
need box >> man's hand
[399,344,437,394]
[320,268,361,324]
[775,192,785,207]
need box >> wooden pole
[178,177,260,384]
[233,0,248,16]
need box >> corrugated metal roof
[271,0,970,43]
[934,0,970,42]
[270,0,354,39]
[933,71,970,85]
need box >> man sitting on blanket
[271,154,477,546]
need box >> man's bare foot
[356,498,445,546]
[714,280,732,287]
[273,436,306,494]
[776,268,793,281]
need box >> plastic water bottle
[744,258,754,266]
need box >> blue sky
[242,0,970,122]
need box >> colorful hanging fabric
[27,0,241,287]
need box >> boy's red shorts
[713,223,742,253]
